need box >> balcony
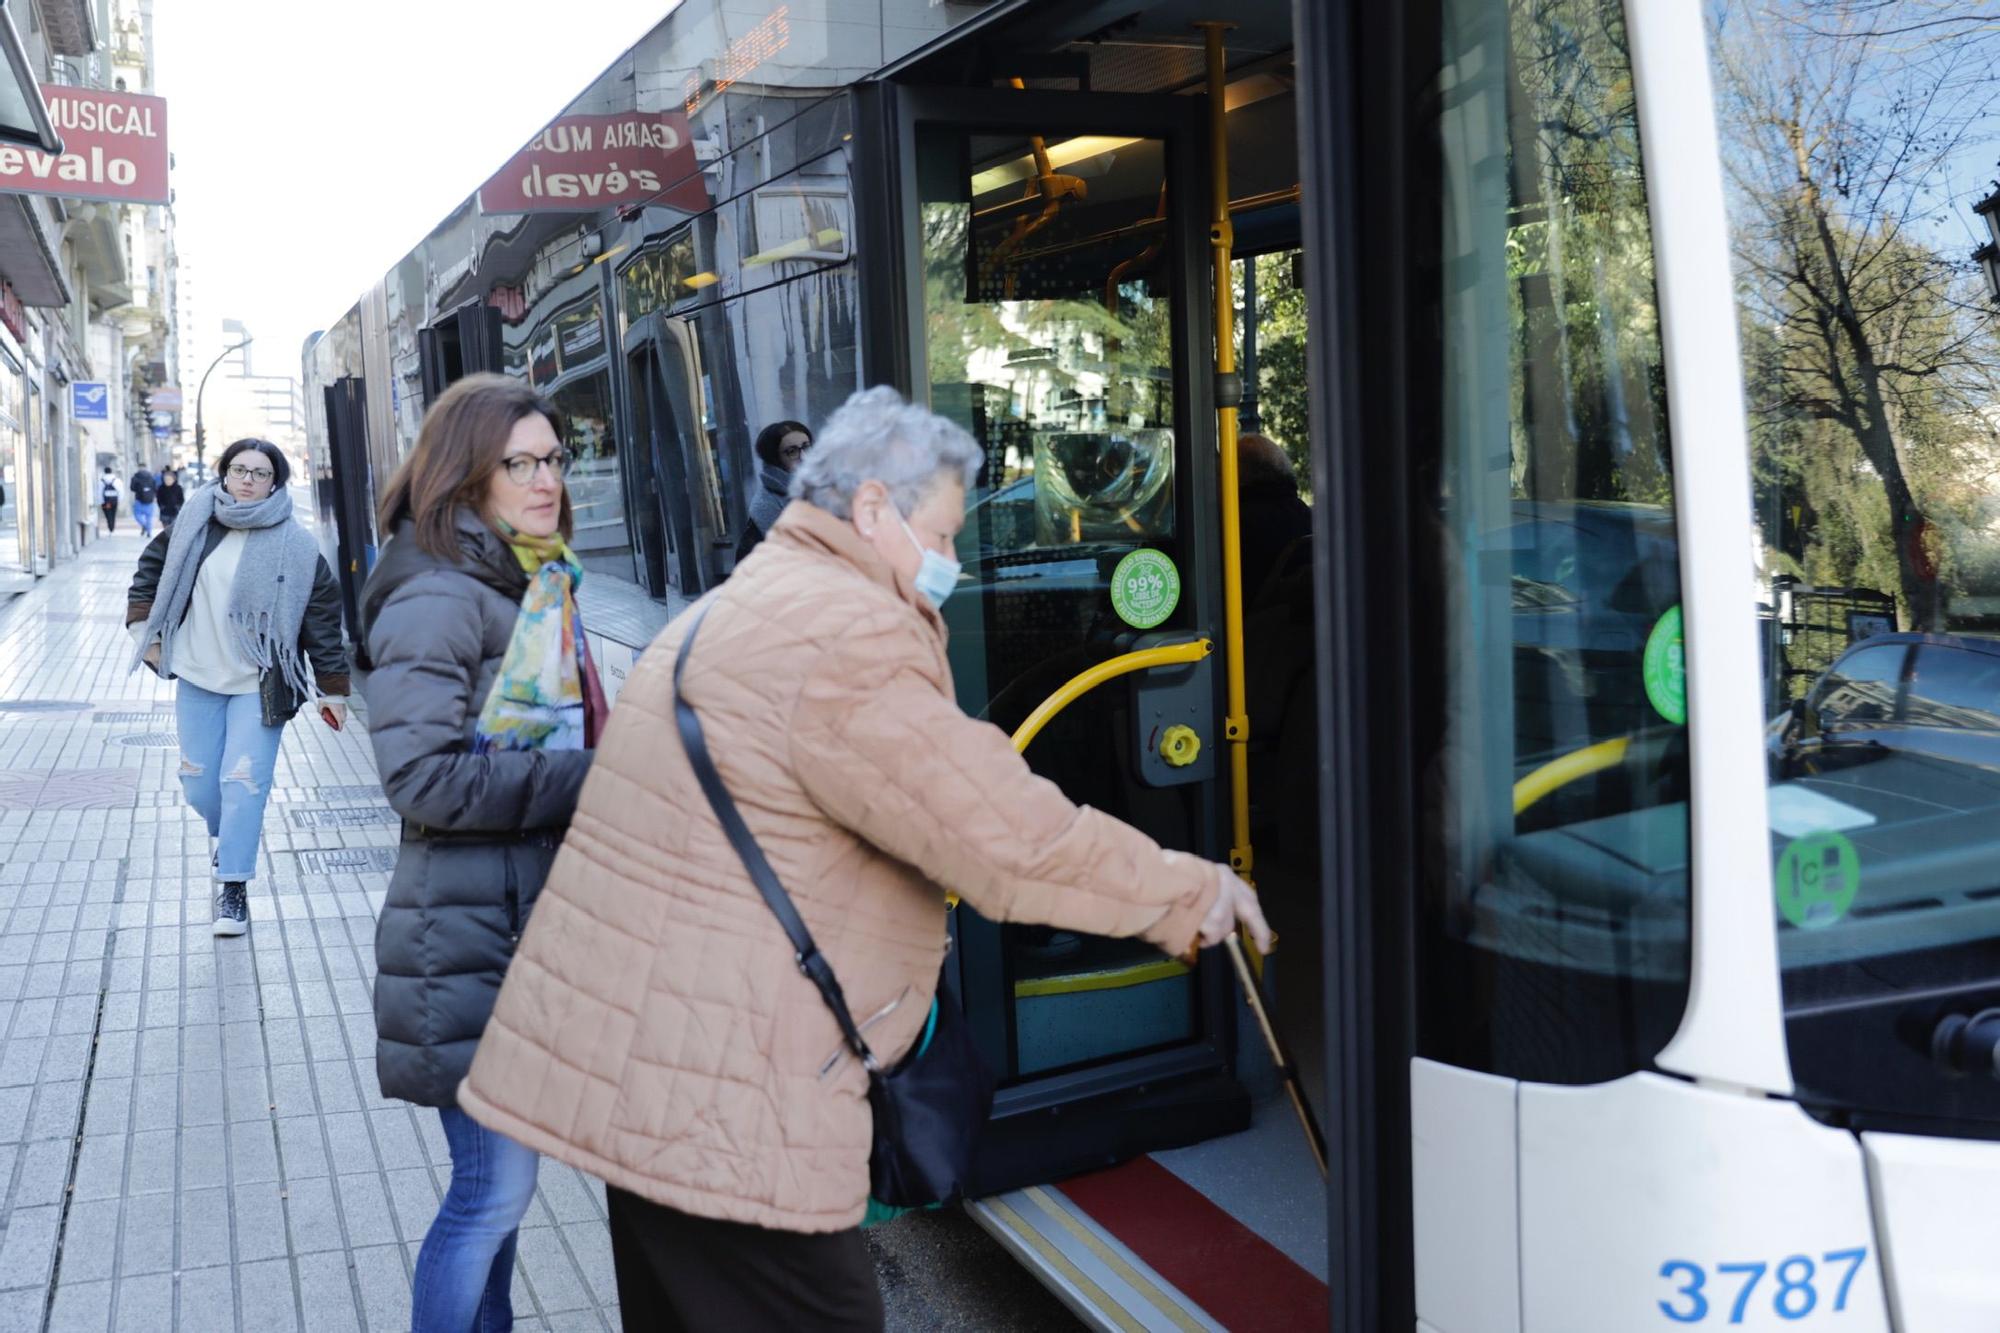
[42,0,96,59]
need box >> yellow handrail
[1512,736,1631,815]
[1009,639,1213,754]
[1197,20,1254,884]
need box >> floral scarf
[473,527,607,753]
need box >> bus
[303,1,2000,1327]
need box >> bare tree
[1713,0,2000,628]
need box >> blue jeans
[131,500,157,535]
[174,682,284,883]
[412,1108,539,1333]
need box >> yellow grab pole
[1009,640,1212,755]
[1195,19,1325,1178]
[1196,20,1253,886]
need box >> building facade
[0,0,177,575]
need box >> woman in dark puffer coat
[362,373,605,1333]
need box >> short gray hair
[792,386,983,519]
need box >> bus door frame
[854,80,1249,1174]
[1296,0,1422,1327]
[623,310,711,599]
[322,375,376,650]
[418,300,505,406]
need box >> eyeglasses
[500,450,572,485]
[226,465,275,484]
[779,440,812,463]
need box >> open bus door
[625,312,726,598]
[881,82,1252,1178]
[322,376,375,652]
[418,300,505,405]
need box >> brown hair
[376,373,570,560]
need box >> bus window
[920,124,1203,1081]
[1717,0,2000,1134]
[1417,0,1689,1084]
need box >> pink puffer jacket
[457,502,1217,1232]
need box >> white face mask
[899,515,962,610]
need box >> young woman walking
[362,373,604,1332]
[126,438,349,933]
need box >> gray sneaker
[213,882,248,937]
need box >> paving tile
[383,1167,440,1242]
[54,1197,122,1286]
[13,1138,74,1209]
[279,1115,330,1180]
[118,1189,176,1277]
[230,1119,283,1185]
[177,1186,232,1272]
[43,1278,110,1333]
[125,1129,175,1195]
[232,1180,290,1263]
[238,1255,301,1333]
[351,1244,412,1333]
[0,1087,31,1144]
[517,1227,594,1315]
[0,1203,60,1290]
[0,1287,36,1331]
[178,1262,237,1330]
[68,1136,123,1202]
[284,1175,346,1254]
[368,1107,424,1172]
[112,1271,173,1331]
[297,1249,362,1333]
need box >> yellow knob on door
[1160,724,1201,768]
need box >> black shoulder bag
[673,601,996,1209]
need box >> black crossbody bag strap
[672,601,879,1071]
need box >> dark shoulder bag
[672,601,996,1209]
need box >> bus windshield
[1713,3,2000,1131]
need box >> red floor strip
[1056,1155,1329,1332]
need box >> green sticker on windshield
[1775,830,1861,929]
[1643,605,1686,725]
[1111,549,1181,629]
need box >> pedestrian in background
[459,386,1272,1331]
[734,418,812,560]
[126,439,349,934]
[129,464,159,538]
[99,466,120,532]
[361,373,604,1333]
[157,466,185,531]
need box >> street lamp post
[193,336,253,470]
[1973,185,2000,304]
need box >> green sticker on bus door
[1643,605,1686,724]
[1775,830,1861,929]
[1111,548,1181,629]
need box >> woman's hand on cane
[1197,864,1275,954]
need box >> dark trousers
[100,501,116,531]
[606,1186,884,1332]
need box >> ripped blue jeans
[174,681,284,883]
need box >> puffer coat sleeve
[365,571,590,831]
[789,608,1216,956]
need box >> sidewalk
[0,533,621,1332]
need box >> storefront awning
[0,0,64,155]
[0,192,68,306]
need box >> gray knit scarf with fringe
[129,482,319,700]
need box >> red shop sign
[0,85,170,205]
[477,110,708,217]
[0,282,24,342]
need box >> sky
[153,0,675,382]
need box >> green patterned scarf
[473,526,604,752]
